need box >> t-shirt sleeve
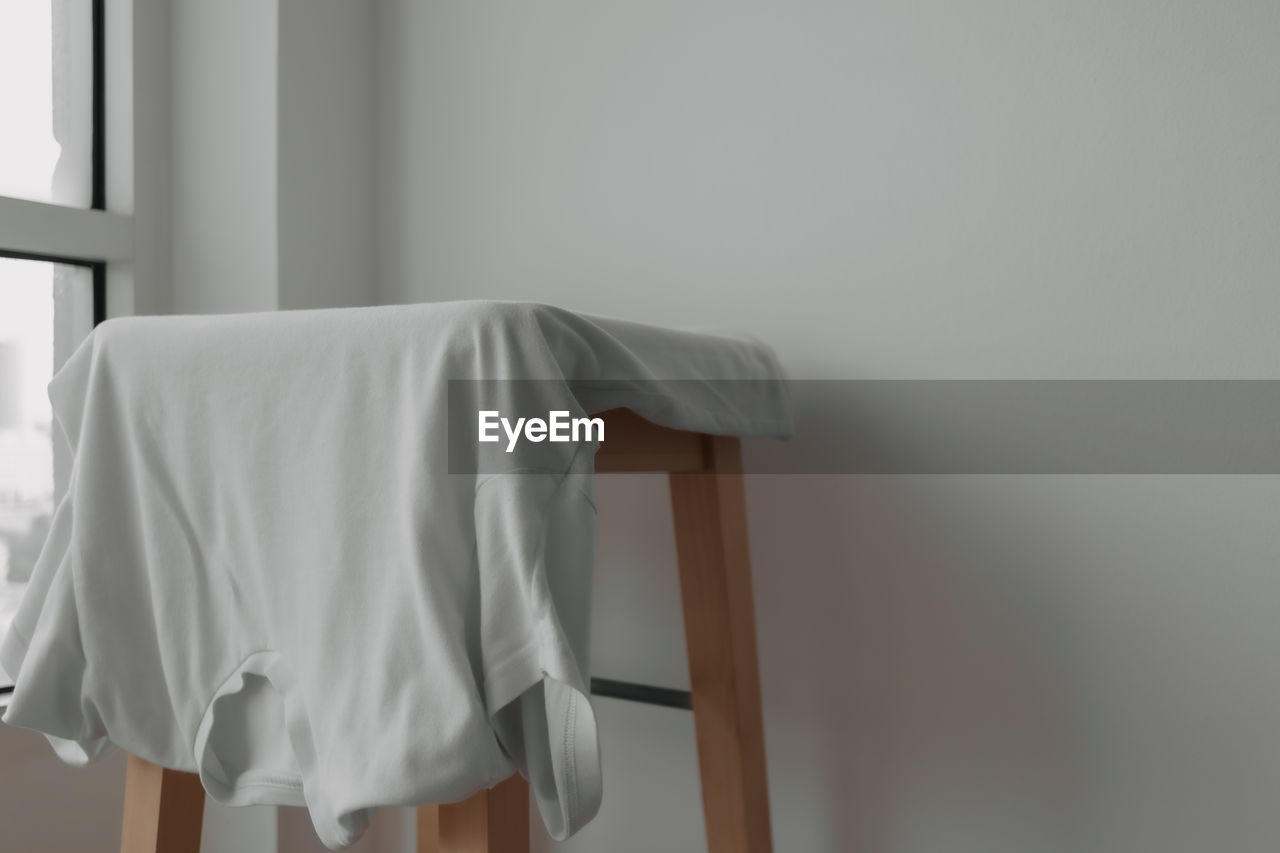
[474,468,603,840]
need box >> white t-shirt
[0,301,791,848]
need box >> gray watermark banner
[448,380,1280,474]
[753,380,1280,474]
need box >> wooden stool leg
[417,773,529,853]
[120,754,206,853]
[670,436,774,853]
[417,803,441,852]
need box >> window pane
[0,257,94,688]
[0,0,93,207]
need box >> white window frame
[0,0,169,319]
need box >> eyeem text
[478,410,605,452]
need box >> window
[0,0,117,693]
[0,0,95,207]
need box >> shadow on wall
[747,472,1090,852]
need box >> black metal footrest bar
[590,677,692,710]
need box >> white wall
[376,1,1280,851]
[277,0,378,311]
[170,0,377,318]
[170,0,279,316]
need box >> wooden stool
[120,409,774,853]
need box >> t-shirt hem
[481,637,602,840]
